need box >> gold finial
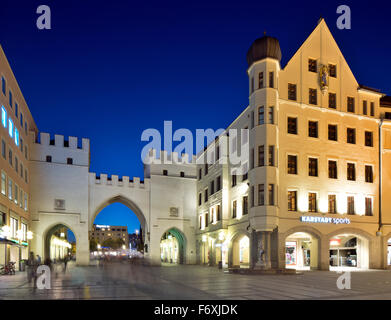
[263,30,267,36]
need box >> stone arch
[90,195,148,243]
[282,225,322,270]
[228,230,251,268]
[160,227,187,264]
[43,221,78,261]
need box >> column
[252,231,272,269]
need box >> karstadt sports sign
[300,216,351,225]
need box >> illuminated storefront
[160,233,179,264]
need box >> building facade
[196,19,391,271]
[1,19,391,270]
[90,224,130,248]
[0,46,38,270]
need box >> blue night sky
[1,0,390,236]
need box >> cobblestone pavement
[1,261,391,299]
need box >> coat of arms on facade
[319,64,329,94]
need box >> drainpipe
[378,118,383,234]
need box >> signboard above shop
[300,216,350,225]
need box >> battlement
[89,172,150,189]
[29,131,90,151]
[144,149,196,165]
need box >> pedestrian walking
[63,256,68,273]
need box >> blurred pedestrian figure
[27,252,35,284]
[63,256,68,273]
[36,255,41,265]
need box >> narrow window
[288,83,297,101]
[258,145,264,167]
[308,193,317,212]
[365,197,373,216]
[268,145,274,166]
[329,64,337,77]
[328,160,338,179]
[309,88,317,105]
[8,119,13,138]
[328,124,338,141]
[268,107,274,124]
[328,195,337,213]
[258,72,264,89]
[308,59,317,72]
[251,186,254,207]
[258,184,264,206]
[347,128,356,144]
[250,77,254,94]
[347,163,356,181]
[232,200,237,218]
[243,196,248,215]
[370,102,375,116]
[46,155,52,162]
[268,184,274,205]
[258,106,264,125]
[198,168,202,180]
[163,170,168,176]
[1,77,5,95]
[1,106,6,128]
[288,191,297,211]
[67,158,73,165]
[308,121,318,138]
[363,100,367,115]
[287,155,297,174]
[329,93,336,109]
[198,193,202,206]
[287,117,297,134]
[204,189,208,202]
[269,72,274,88]
[308,158,318,177]
[365,131,373,147]
[347,97,355,113]
[232,173,237,187]
[1,140,5,159]
[347,196,355,215]
[210,180,215,195]
[365,165,373,183]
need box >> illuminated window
[328,195,336,213]
[1,171,6,195]
[308,193,317,212]
[347,163,356,181]
[21,223,27,241]
[328,160,338,179]
[10,217,18,238]
[14,184,18,204]
[268,184,274,205]
[242,196,248,215]
[1,106,6,128]
[347,196,355,215]
[8,179,12,200]
[308,59,317,72]
[288,191,297,211]
[308,158,318,177]
[14,128,19,146]
[365,197,373,216]
[8,118,13,138]
[287,155,297,174]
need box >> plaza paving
[1,261,391,299]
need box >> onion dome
[246,36,281,67]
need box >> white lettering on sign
[300,216,350,224]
